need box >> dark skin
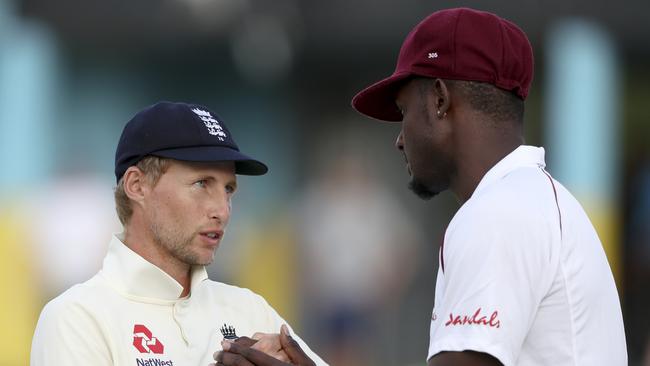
[213,325,316,366]
[401,77,519,365]
[395,77,524,204]
[216,78,522,366]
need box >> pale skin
[122,160,237,297]
[214,325,315,366]
[122,159,287,359]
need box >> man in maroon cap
[215,7,627,366]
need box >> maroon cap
[352,7,534,122]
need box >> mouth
[199,230,224,245]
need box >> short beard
[408,178,439,200]
[149,217,214,266]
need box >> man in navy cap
[31,102,328,366]
[216,7,627,366]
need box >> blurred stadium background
[1,0,649,365]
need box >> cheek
[150,190,192,221]
[402,118,430,155]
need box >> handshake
[211,325,317,366]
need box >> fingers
[251,332,266,340]
[234,336,258,348]
[217,340,287,366]
[215,327,310,366]
[267,350,290,363]
[251,333,281,354]
[279,325,316,366]
[213,336,257,361]
[214,344,257,366]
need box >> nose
[208,194,231,224]
[395,131,404,151]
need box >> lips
[199,230,223,245]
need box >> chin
[408,179,440,200]
[181,248,216,266]
[197,251,217,266]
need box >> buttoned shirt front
[31,235,327,366]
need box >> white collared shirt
[427,146,627,365]
[31,235,328,366]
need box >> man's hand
[212,324,316,366]
[250,332,290,362]
[211,331,289,363]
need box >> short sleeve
[31,296,112,365]
[428,202,558,365]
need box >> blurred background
[1,0,649,365]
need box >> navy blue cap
[114,101,268,182]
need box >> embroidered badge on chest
[220,323,239,340]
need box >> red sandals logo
[445,308,501,328]
[133,324,165,354]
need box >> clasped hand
[211,324,316,366]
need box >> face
[143,160,237,267]
[395,79,455,200]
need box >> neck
[123,219,192,298]
[451,132,523,204]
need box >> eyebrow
[190,173,237,186]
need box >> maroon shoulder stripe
[440,226,448,273]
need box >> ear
[432,78,452,118]
[122,166,149,207]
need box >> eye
[193,179,208,188]
[225,184,236,194]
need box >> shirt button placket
[173,299,191,346]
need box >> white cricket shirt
[427,146,627,366]
[31,235,328,366]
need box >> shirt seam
[558,258,579,365]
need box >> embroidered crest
[191,108,227,141]
[220,324,238,340]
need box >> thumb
[279,325,315,366]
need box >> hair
[417,78,524,124]
[114,156,170,225]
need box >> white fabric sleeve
[31,296,112,365]
[427,203,557,366]
[253,293,329,366]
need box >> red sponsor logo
[133,324,165,354]
[445,308,501,328]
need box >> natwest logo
[445,308,501,328]
[133,324,165,354]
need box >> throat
[453,143,521,203]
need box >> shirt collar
[100,234,209,301]
[470,145,546,200]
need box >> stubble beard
[408,178,439,200]
[149,216,215,267]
